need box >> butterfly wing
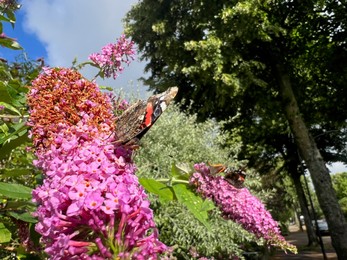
[224,168,246,189]
[208,163,246,189]
[208,163,227,175]
[115,87,178,146]
[115,99,147,144]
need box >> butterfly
[115,87,178,148]
[208,163,246,189]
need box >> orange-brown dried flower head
[27,67,115,148]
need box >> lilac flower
[89,35,135,79]
[190,163,297,253]
[28,68,168,259]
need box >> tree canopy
[125,0,347,257]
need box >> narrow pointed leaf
[172,183,212,229]
[0,101,21,115]
[7,211,37,223]
[0,182,32,199]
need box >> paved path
[270,225,337,260]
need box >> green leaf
[201,198,216,212]
[0,123,29,146]
[0,101,22,115]
[0,14,11,23]
[0,133,30,160]
[5,9,17,24]
[172,183,213,229]
[139,178,174,202]
[0,85,13,103]
[3,200,35,210]
[0,182,32,199]
[29,223,41,254]
[171,164,190,181]
[0,123,9,133]
[0,168,32,178]
[0,222,11,243]
[7,211,37,223]
[99,85,114,91]
[0,37,22,50]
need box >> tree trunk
[290,170,318,246]
[275,62,347,259]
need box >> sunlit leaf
[0,122,29,145]
[139,178,174,202]
[172,183,212,229]
[0,37,22,50]
[171,164,190,181]
[5,9,17,24]
[0,101,21,115]
[99,85,113,91]
[0,222,11,243]
[0,182,32,199]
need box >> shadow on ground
[270,225,337,260]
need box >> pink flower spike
[190,162,297,254]
[88,35,135,79]
[28,67,167,259]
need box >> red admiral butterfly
[115,87,178,148]
[208,163,246,189]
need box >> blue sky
[1,11,46,61]
[1,0,148,98]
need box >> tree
[125,0,347,257]
[227,113,320,245]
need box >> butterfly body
[208,163,246,189]
[115,87,178,147]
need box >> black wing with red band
[115,87,178,147]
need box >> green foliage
[0,0,22,50]
[152,200,255,259]
[0,222,11,243]
[0,58,42,159]
[125,0,347,173]
[338,197,347,220]
[332,172,347,201]
[332,172,347,219]
[0,182,32,199]
[126,2,347,255]
[135,104,274,258]
[140,164,215,229]
[0,13,42,254]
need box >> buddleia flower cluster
[190,163,297,254]
[89,35,135,79]
[27,67,168,259]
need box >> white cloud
[21,0,149,97]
